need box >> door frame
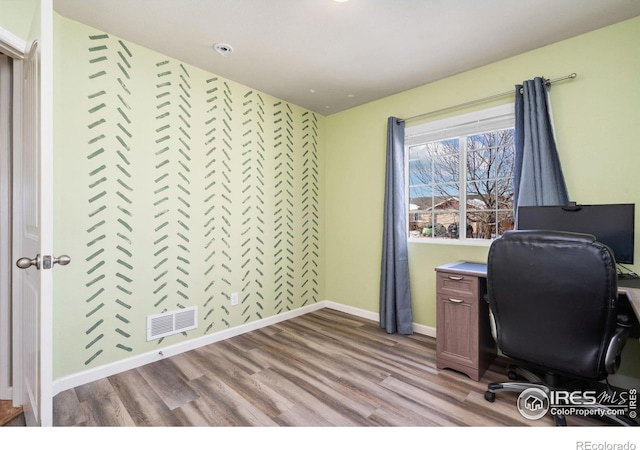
[0,27,25,61]
[16,0,55,426]
[0,26,25,407]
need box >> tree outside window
[408,127,515,241]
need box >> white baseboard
[52,300,436,395]
[324,300,436,337]
[53,301,326,395]
[322,300,379,321]
[413,322,437,338]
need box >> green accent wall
[53,16,324,378]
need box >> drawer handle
[447,275,464,281]
[448,298,464,304]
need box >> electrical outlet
[230,292,239,306]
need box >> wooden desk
[622,289,640,324]
[617,277,640,331]
[435,261,640,381]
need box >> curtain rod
[401,72,577,123]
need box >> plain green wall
[326,15,640,327]
[0,0,37,40]
[324,16,640,386]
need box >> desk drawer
[435,263,495,382]
[436,272,478,297]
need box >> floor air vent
[147,306,197,341]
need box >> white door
[12,0,56,427]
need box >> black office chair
[484,230,635,426]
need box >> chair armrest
[488,309,497,342]
[617,312,634,328]
[604,326,629,374]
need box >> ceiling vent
[147,306,197,341]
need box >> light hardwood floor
[8,308,620,427]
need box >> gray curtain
[514,77,569,213]
[379,117,413,334]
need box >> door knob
[16,254,71,270]
[53,255,71,266]
[16,254,41,270]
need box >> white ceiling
[53,0,640,115]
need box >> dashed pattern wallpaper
[85,35,137,364]
[53,22,322,377]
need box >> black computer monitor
[517,203,635,264]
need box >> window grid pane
[408,125,514,241]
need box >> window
[406,104,515,242]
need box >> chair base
[485,364,638,426]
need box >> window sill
[408,237,493,247]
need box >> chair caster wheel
[484,391,496,403]
[508,370,518,380]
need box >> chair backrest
[487,230,618,380]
